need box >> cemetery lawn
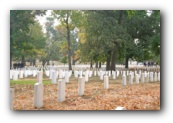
[10,76,160,110]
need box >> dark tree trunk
[30,60,32,66]
[66,14,72,70]
[111,50,116,71]
[99,62,101,68]
[106,56,111,71]
[125,57,129,69]
[47,60,50,65]
[33,59,36,66]
[21,56,26,66]
[95,61,98,68]
[111,45,118,71]
[90,59,93,68]
[42,60,46,67]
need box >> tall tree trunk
[95,61,98,68]
[125,57,129,69]
[66,14,72,70]
[33,59,36,66]
[47,60,50,65]
[90,59,93,68]
[111,50,116,71]
[99,62,101,68]
[42,60,46,67]
[106,56,111,71]
[21,56,26,66]
[30,60,32,66]
[111,45,118,71]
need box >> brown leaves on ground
[12,76,160,110]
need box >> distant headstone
[104,75,109,89]
[141,73,145,83]
[94,71,97,76]
[129,73,133,85]
[85,70,89,82]
[65,72,69,83]
[136,74,139,84]
[51,71,57,84]
[122,75,126,86]
[19,70,23,79]
[13,71,18,80]
[154,72,157,81]
[100,71,103,80]
[113,71,116,79]
[158,72,160,81]
[37,71,43,84]
[150,72,154,82]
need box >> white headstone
[154,72,157,81]
[108,71,111,77]
[52,71,57,84]
[146,73,149,82]
[59,70,63,79]
[113,71,116,79]
[150,72,153,82]
[122,75,126,86]
[24,70,28,77]
[58,79,66,102]
[13,71,18,80]
[104,75,109,89]
[37,71,43,84]
[85,70,89,82]
[129,73,133,85]
[45,70,49,77]
[33,70,37,77]
[49,70,53,79]
[141,73,145,83]
[100,71,103,80]
[78,77,85,96]
[158,72,160,81]
[19,70,23,79]
[10,70,14,79]
[136,74,139,84]
[34,83,43,108]
[65,72,69,83]
[94,71,97,76]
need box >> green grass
[10,80,51,85]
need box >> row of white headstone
[122,72,160,86]
[34,71,85,108]
[10,70,39,80]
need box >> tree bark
[125,57,129,69]
[21,56,26,66]
[106,56,111,71]
[95,61,98,68]
[111,50,116,71]
[99,62,101,68]
[33,59,36,66]
[90,59,93,68]
[47,60,50,65]
[111,44,118,71]
[66,13,72,70]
